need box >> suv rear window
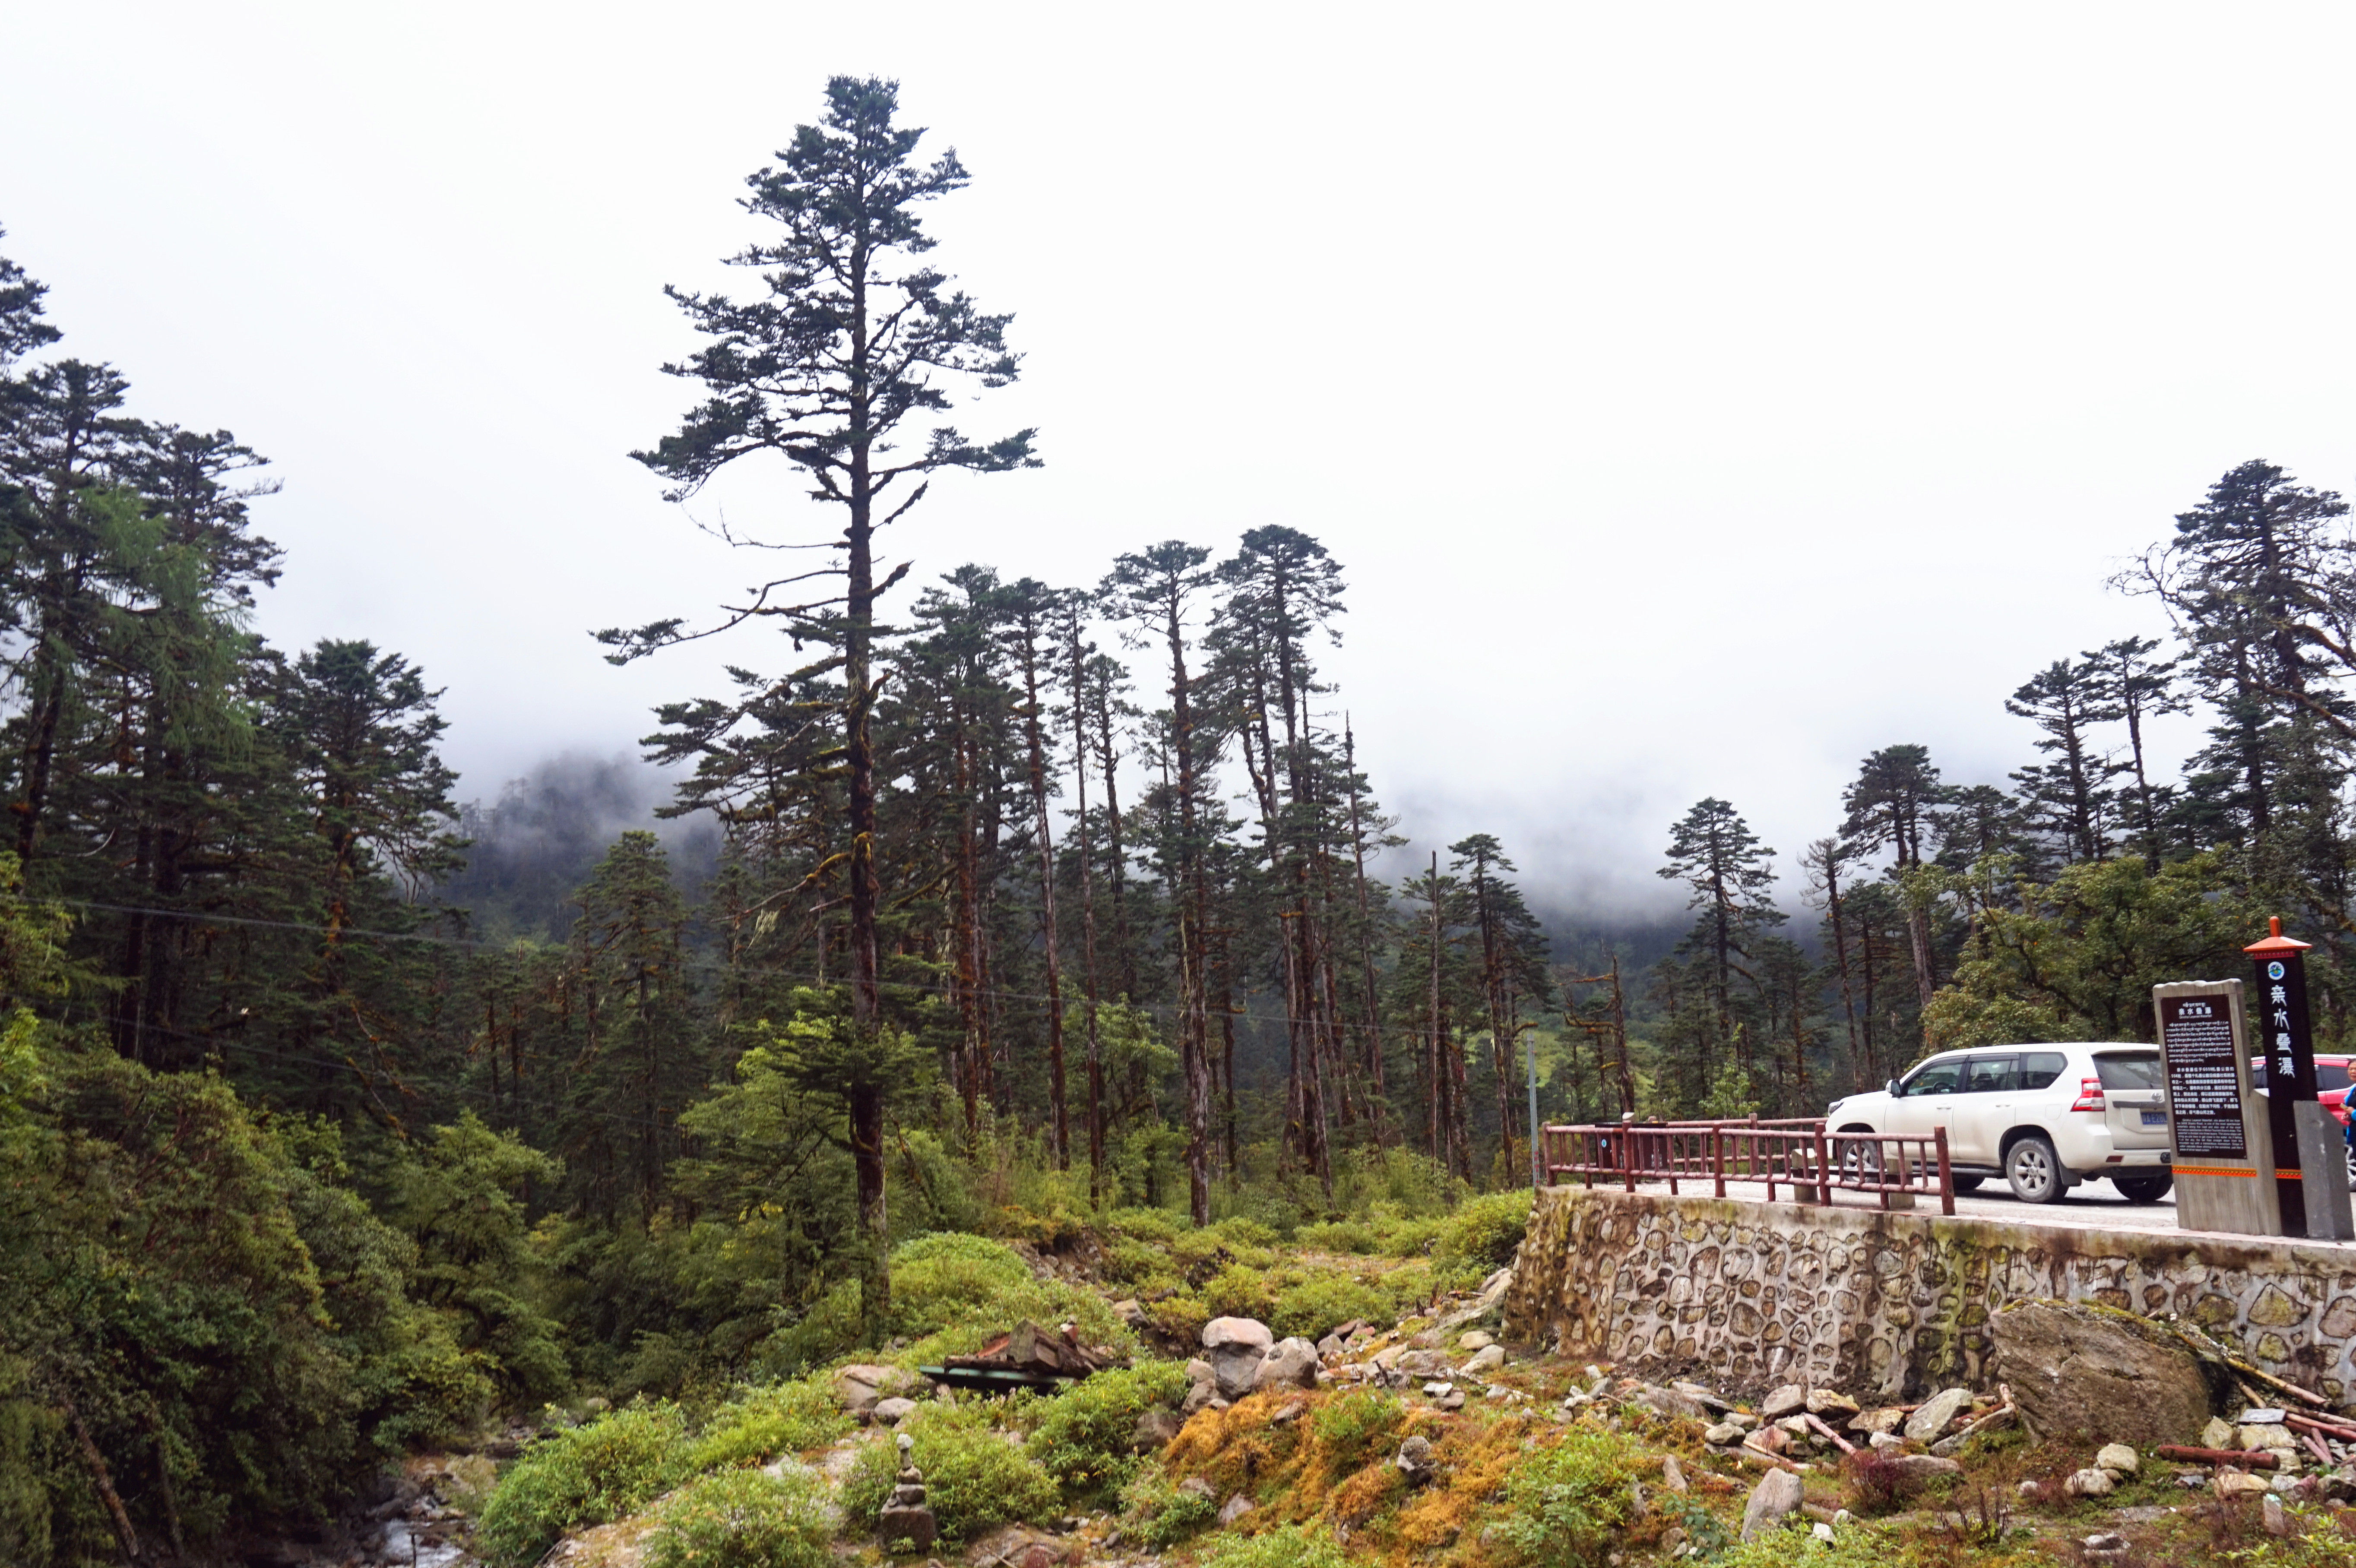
[2095,1052,2163,1090]
[2022,1052,2066,1089]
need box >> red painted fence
[1538,1117,1955,1216]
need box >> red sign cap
[2245,915,2313,956]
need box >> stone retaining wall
[1503,1186,2356,1401]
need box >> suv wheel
[2115,1174,2172,1204]
[2006,1134,2065,1204]
[1950,1175,1984,1194]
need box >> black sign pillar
[2247,916,2319,1237]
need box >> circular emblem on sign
[2270,961,2287,980]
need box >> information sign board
[2153,978,2279,1236]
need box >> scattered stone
[1868,1432,1904,1452]
[1903,1387,1973,1443]
[2239,1407,2289,1425]
[2082,1532,2130,1563]
[1130,1409,1181,1451]
[2241,1423,2296,1452]
[1672,1380,1730,1413]
[1775,1416,1812,1441]
[1268,1400,1305,1427]
[1254,1337,1321,1392]
[1112,1298,1146,1328]
[1761,1384,1807,1420]
[1724,1410,1760,1431]
[2066,1467,2117,1498]
[1395,1435,1436,1486]
[1849,1406,1905,1435]
[1459,1330,1495,1351]
[1806,1389,1861,1417]
[1812,1521,1836,1543]
[1660,1455,1688,1493]
[2204,1417,2237,1450]
[1463,1344,1506,1375]
[1178,1476,1215,1502]
[2096,1443,2141,1477]
[2264,1493,2292,1536]
[1833,1508,1855,1528]
[871,1397,917,1426]
[1219,1494,1255,1526]
[1203,1317,1275,1399]
[2217,1470,2273,1498]
[1704,1422,1744,1447]
[1741,1468,1805,1542]
[1423,1381,1454,1398]
[1991,1298,2219,1447]
[1438,1390,1465,1411]
[1317,1330,1348,1359]
[1888,1454,1964,1480]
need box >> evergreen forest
[7,72,2356,1568]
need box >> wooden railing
[1538,1117,1954,1215]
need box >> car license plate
[2141,1110,2168,1126]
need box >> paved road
[1585,1172,2356,1246]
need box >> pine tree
[2005,657,2122,864]
[616,78,1037,1340]
[1657,798,1784,1083]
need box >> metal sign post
[2154,978,2279,1236]
[2247,917,2321,1238]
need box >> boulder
[1395,1435,1436,1486]
[2096,1444,2141,1477]
[1254,1337,1321,1392]
[1888,1454,1964,1481]
[1204,1317,1275,1399]
[1219,1494,1255,1526]
[2065,1467,2116,1498]
[1903,1388,1973,1443]
[2217,1470,2272,1498]
[1704,1423,1744,1447]
[1131,1409,1182,1451]
[1761,1384,1807,1420]
[1660,1455,1688,1493]
[1849,1407,1906,1435]
[835,1363,918,1416]
[1459,1330,1496,1351]
[2241,1423,2296,1452]
[877,1505,937,1552]
[1741,1468,1805,1541]
[1203,1316,1275,1352]
[1807,1389,1861,1417]
[2204,1417,2236,1449]
[1462,1344,1506,1375]
[1990,1299,2220,1447]
[871,1397,918,1426]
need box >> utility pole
[1517,1020,1543,1189]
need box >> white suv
[1823,1043,2173,1204]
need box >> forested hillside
[6,70,2356,1568]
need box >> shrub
[474,1404,690,1568]
[1293,1219,1377,1255]
[1710,1522,1928,1567]
[890,1233,1133,1366]
[1118,1469,1218,1549]
[1026,1362,1191,1502]
[1489,1427,1643,1568]
[1840,1447,1924,1516]
[1269,1271,1391,1340]
[1194,1521,1352,1568]
[690,1379,848,1470]
[644,1467,832,1568]
[1307,1389,1405,1476]
[1201,1261,1276,1322]
[1431,1190,1532,1288]
[840,1401,1057,1546]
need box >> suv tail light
[2070,1077,2106,1113]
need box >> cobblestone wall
[1503,1186,2356,1400]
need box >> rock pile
[877,1432,937,1554]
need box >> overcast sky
[6,2,2353,915]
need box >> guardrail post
[1935,1127,1954,1216]
[1712,1123,1726,1199]
[1621,1127,1635,1193]
[1813,1124,1832,1207]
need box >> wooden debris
[2156,1446,2279,1469]
[1801,1412,1856,1455]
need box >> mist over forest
[10,55,2356,1568]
